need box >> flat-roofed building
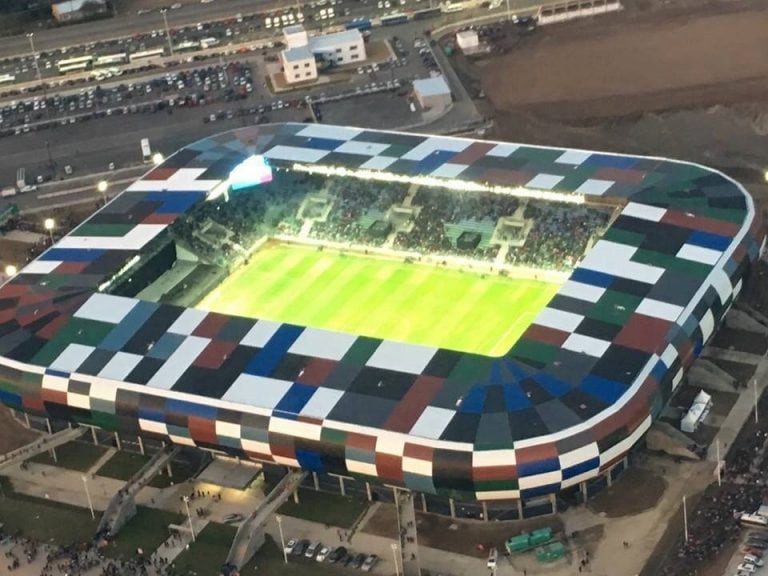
[308,29,366,66]
[281,45,318,84]
[413,75,452,110]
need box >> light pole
[276,514,288,563]
[682,495,689,543]
[391,542,400,576]
[182,495,196,541]
[161,9,175,57]
[754,379,759,424]
[44,218,54,244]
[82,475,95,519]
[97,180,108,205]
[26,33,43,86]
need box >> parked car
[736,564,756,574]
[284,538,299,555]
[305,541,322,559]
[328,547,347,563]
[316,546,332,562]
[361,554,379,572]
[222,513,244,524]
[744,554,764,566]
[351,553,366,569]
[342,553,355,567]
[293,539,310,556]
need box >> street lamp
[391,543,400,576]
[160,9,175,57]
[26,33,43,86]
[276,515,288,564]
[152,152,164,166]
[97,180,108,204]
[44,218,55,244]
[4,265,17,277]
[82,475,95,519]
[182,495,196,541]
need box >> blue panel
[687,230,730,252]
[145,191,205,214]
[416,150,456,173]
[459,385,486,413]
[138,405,166,422]
[40,248,106,262]
[583,154,637,169]
[517,456,559,477]
[561,456,599,480]
[100,301,159,351]
[46,369,70,378]
[295,449,324,472]
[570,267,614,288]
[521,483,561,499]
[166,398,217,420]
[580,375,627,405]
[275,383,315,416]
[0,389,21,408]
[245,325,304,376]
[650,358,668,381]
[503,382,530,411]
[504,359,529,382]
[532,373,569,398]
[303,137,343,151]
[148,332,185,360]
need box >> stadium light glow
[4,265,17,277]
[227,154,273,192]
[290,163,586,205]
[152,153,164,166]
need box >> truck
[140,138,152,163]
[505,528,554,554]
[535,542,566,563]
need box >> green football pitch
[198,244,561,356]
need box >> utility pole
[161,9,175,57]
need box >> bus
[94,53,128,67]
[140,138,152,163]
[345,17,371,31]
[57,55,93,73]
[381,12,409,25]
[0,74,15,85]
[129,48,165,62]
[174,40,200,52]
[440,1,467,12]
[200,37,220,49]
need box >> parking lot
[280,537,380,573]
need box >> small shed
[413,75,452,110]
[456,29,479,52]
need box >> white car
[737,564,757,574]
[284,538,299,555]
[265,16,273,28]
[316,546,331,562]
[744,555,764,566]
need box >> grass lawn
[277,490,367,529]
[29,440,108,472]
[102,506,184,560]
[0,478,98,544]
[198,244,560,356]
[172,522,237,576]
[242,535,350,576]
[96,450,197,488]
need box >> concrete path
[87,447,116,476]
[701,346,763,366]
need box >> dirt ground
[586,468,666,517]
[0,405,37,453]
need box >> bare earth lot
[478,1,768,121]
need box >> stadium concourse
[0,123,761,520]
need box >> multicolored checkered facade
[0,123,761,501]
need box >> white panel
[402,456,432,476]
[300,388,344,419]
[476,489,521,501]
[672,368,683,391]
[216,421,241,438]
[486,143,519,157]
[67,392,91,410]
[526,174,564,190]
[298,124,363,141]
[409,407,454,440]
[599,415,651,465]
[22,260,61,275]
[622,202,667,222]
[346,460,378,476]
[333,140,390,156]
[558,442,599,469]
[263,145,330,163]
[223,374,292,408]
[581,241,665,284]
[558,280,605,303]
[147,336,210,389]
[270,417,322,441]
[555,150,590,165]
[401,137,469,161]
[75,293,137,324]
[50,344,94,373]
[560,469,599,489]
[710,268,733,305]
[241,439,271,455]
[376,433,406,456]
[677,244,721,266]
[636,298,684,322]
[273,455,300,467]
[661,344,678,369]
[518,470,562,489]
[98,352,143,381]
[167,308,207,335]
[56,224,166,251]
[241,320,282,348]
[367,341,436,375]
[575,179,614,196]
[534,307,583,333]
[168,434,196,446]
[563,333,610,357]
[127,176,220,193]
[89,379,118,403]
[734,278,743,298]
[431,163,468,178]
[700,309,715,342]
[360,156,397,170]
[289,328,356,360]
[42,372,69,392]
[140,419,168,435]
[473,449,516,467]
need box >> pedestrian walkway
[87,447,116,476]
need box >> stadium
[0,123,762,520]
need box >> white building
[280,25,366,84]
[413,76,452,110]
[456,29,479,53]
[281,46,318,84]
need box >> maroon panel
[346,432,377,452]
[662,209,739,237]
[515,442,557,465]
[41,388,67,405]
[188,416,217,444]
[297,415,322,425]
[296,358,337,387]
[55,262,89,275]
[376,453,403,482]
[481,168,533,187]
[192,313,230,339]
[614,314,671,354]
[37,313,70,340]
[144,167,179,180]
[245,449,274,462]
[473,464,518,481]
[450,142,496,165]
[270,442,296,460]
[403,443,433,461]
[143,213,178,225]
[594,167,646,184]
[22,393,45,413]
[383,375,443,433]
[522,324,570,347]
[193,340,237,369]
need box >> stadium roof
[0,123,760,501]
